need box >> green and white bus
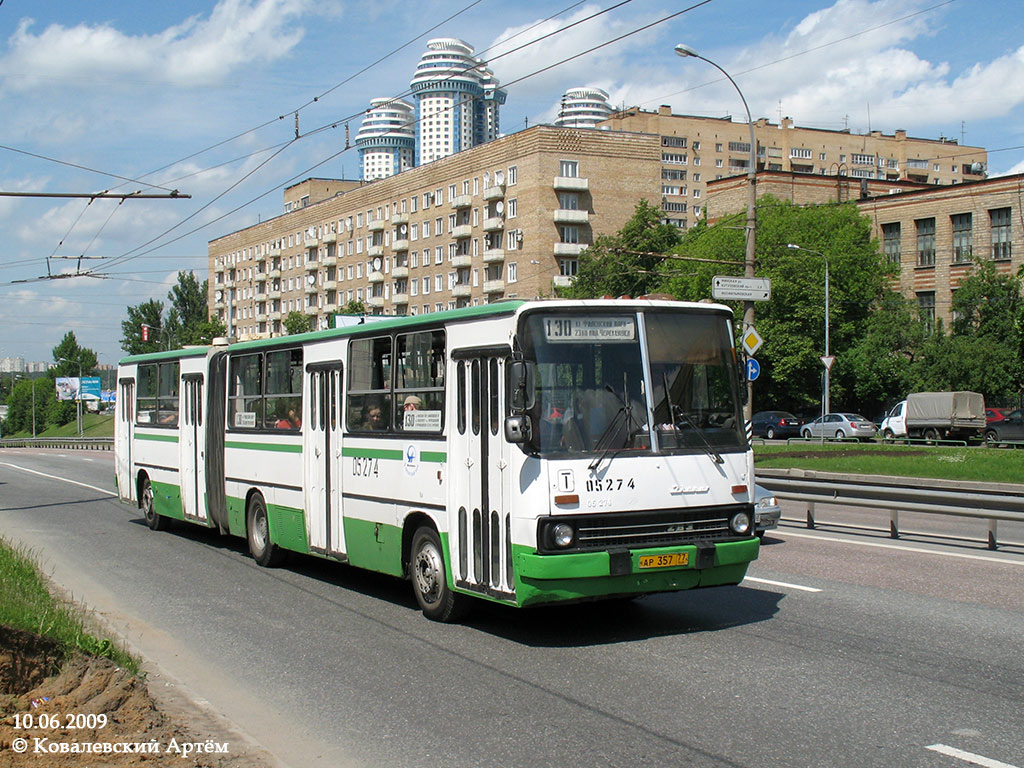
[115,299,759,620]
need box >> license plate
[638,552,689,569]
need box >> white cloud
[0,0,314,91]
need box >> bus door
[180,374,207,522]
[115,378,135,503]
[305,363,345,557]
[449,351,514,600]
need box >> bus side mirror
[504,415,532,444]
[507,360,536,412]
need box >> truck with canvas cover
[879,391,986,442]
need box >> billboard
[55,377,103,401]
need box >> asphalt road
[1,449,1022,768]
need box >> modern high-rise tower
[354,98,416,181]
[409,38,506,166]
[554,87,613,128]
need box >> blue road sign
[746,358,761,382]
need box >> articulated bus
[115,299,759,621]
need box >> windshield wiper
[587,385,639,471]
[662,372,723,465]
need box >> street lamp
[675,43,757,423]
[787,244,830,417]
[57,357,84,438]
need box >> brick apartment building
[209,125,661,340]
[705,170,1024,329]
[598,106,988,230]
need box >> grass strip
[0,535,138,673]
[754,441,1024,484]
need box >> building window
[790,147,811,159]
[916,218,936,267]
[917,291,935,333]
[508,165,517,185]
[882,223,901,265]
[991,207,1012,260]
[559,258,578,276]
[507,198,517,218]
[559,160,578,178]
[951,213,972,264]
[728,141,750,154]
[852,153,875,165]
[559,192,579,210]
[559,226,579,244]
[661,136,687,148]
[507,262,517,283]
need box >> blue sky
[1,0,1022,365]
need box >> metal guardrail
[0,437,114,451]
[756,468,1024,550]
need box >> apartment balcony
[368,271,385,284]
[452,284,472,298]
[322,303,338,314]
[367,295,385,308]
[254,291,268,302]
[452,224,473,239]
[393,292,409,304]
[305,282,318,294]
[450,194,472,209]
[322,254,337,267]
[483,248,505,264]
[305,237,319,249]
[368,219,385,232]
[321,279,337,290]
[393,238,410,251]
[553,176,589,191]
[267,268,282,279]
[268,311,282,321]
[368,244,385,258]
[482,185,505,201]
[392,212,409,225]
[483,279,505,295]
[553,275,575,288]
[268,289,282,300]
[393,266,409,279]
[214,298,226,310]
[305,259,319,271]
[452,254,473,268]
[322,232,337,244]
[255,252,267,263]
[553,209,590,225]
[554,242,584,256]
[482,216,504,232]
[268,248,282,258]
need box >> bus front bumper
[512,537,760,606]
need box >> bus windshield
[521,310,745,457]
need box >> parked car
[801,413,877,441]
[754,484,780,536]
[751,411,803,440]
[986,408,1009,423]
[983,409,1024,447]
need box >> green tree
[660,197,894,414]
[120,298,165,355]
[558,199,680,299]
[283,311,316,335]
[341,299,367,315]
[3,377,53,435]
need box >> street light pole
[675,43,757,424]
[788,244,830,416]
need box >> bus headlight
[552,523,574,548]
[729,512,752,536]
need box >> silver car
[800,412,877,442]
[754,484,780,536]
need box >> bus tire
[140,476,169,531]
[410,526,467,623]
[247,493,285,567]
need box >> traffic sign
[712,275,771,301]
[741,327,764,356]
[746,358,761,382]
[821,355,835,371]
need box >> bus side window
[136,364,157,424]
[348,336,393,431]
[228,354,262,429]
[157,362,179,425]
[394,330,445,432]
[265,349,302,430]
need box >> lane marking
[926,744,1020,768]
[775,529,1024,567]
[0,462,116,497]
[743,576,822,593]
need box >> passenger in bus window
[362,402,387,430]
[403,394,422,411]
[287,407,301,429]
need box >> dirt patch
[0,627,274,767]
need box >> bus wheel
[140,477,168,531]
[247,494,285,567]
[410,526,467,622]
